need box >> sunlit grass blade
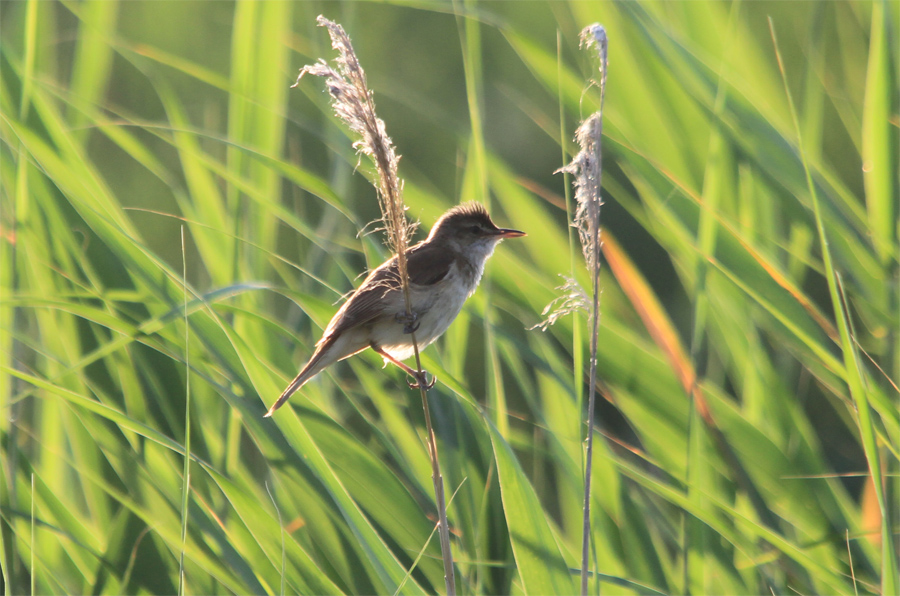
[861,0,895,267]
[63,0,119,144]
[769,18,897,595]
[488,419,577,594]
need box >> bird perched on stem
[265,202,525,417]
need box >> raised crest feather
[428,202,494,239]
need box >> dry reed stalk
[571,24,607,596]
[294,16,456,595]
[535,23,608,596]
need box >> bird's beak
[494,228,526,238]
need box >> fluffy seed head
[295,16,416,259]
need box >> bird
[265,202,525,417]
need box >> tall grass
[1,1,896,595]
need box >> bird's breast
[374,260,479,360]
[409,262,476,340]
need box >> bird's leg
[394,311,420,334]
[371,344,436,390]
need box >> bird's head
[427,203,525,259]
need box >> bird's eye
[469,225,481,234]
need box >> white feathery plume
[294,16,417,273]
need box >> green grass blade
[769,18,898,595]
[489,419,577,594]
[862,0,896,266]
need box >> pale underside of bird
[265,202,524,417]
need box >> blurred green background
[1,1,897,594]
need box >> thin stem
[581,267,600,596]
[30,474,34,596]
[178,225,191,596]
[578,24,607,596]
[416,371,456,596]
[408,303,455,595]
[265,480,286,596]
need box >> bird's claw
[395,311,420,334]
[407,370,437,390]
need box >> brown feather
[320,242,457,344]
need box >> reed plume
[531,275,590,331]
[534,23,607,596]
[571,24,606,596]
[294,17,416,273]
[294,16,455,594]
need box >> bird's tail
[264,342,333,418]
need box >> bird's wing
[406,241,456,286]
[320,243,456,343]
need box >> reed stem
[572,25,608,596]
[297,17,455,593]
